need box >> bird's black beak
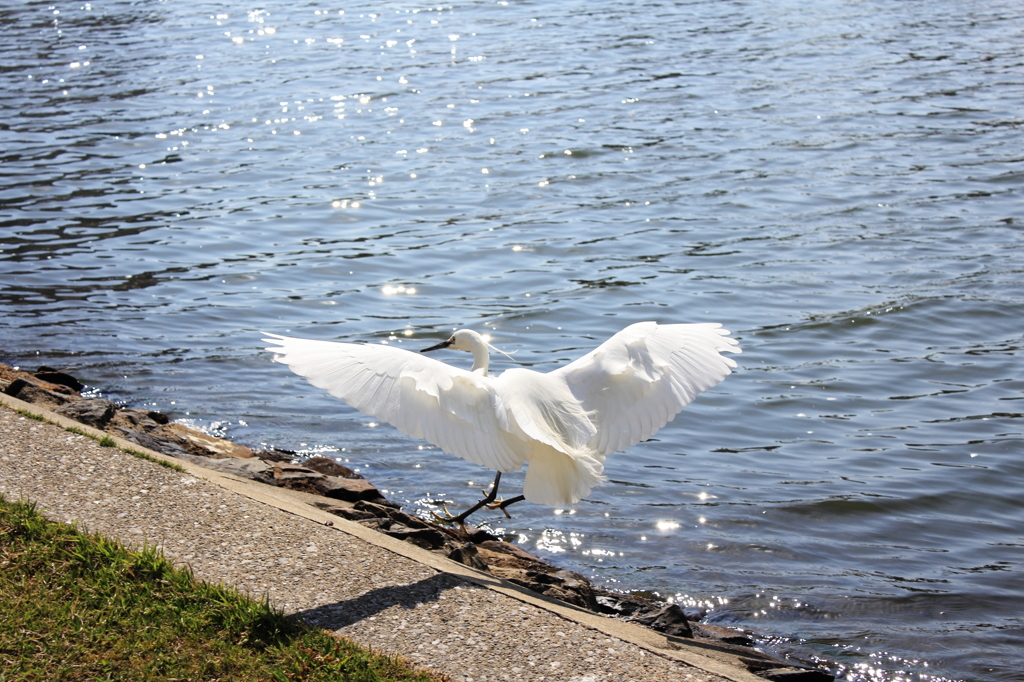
[420,338,453,353]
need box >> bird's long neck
[469,339,490,375]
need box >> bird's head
[420,328,485,354]
[421,330,516,375]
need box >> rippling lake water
[3,1,1023,679]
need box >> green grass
[16,408,45,421]
[0,495,447,682]
[122,446,188,472]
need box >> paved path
[0,395,759,682]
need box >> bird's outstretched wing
[551,322,740,456]
[263,333,526,472]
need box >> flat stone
[153,422,256,460]
[267,464,324,495]
[194,457,272,480]
[273,463,323,481]
[270,467,387,503]
[758,667,836,682]
[690,622,754,646]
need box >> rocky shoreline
[1,361,833,682]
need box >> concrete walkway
[0,394,762,682]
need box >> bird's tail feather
[522,445,604,506]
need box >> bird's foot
[488,494,526,519]
[429,471,505,526]
[429,501,478,527]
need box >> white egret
[263,322,740,523]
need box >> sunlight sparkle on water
[671,594,730,612]
[534,528,583,554]
[381,285,416,295]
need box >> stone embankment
[1,361,832,682]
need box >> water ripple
[2,1,1023,680]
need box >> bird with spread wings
[265,322,740,524]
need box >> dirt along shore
[0,359,833,682]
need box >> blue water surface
[2,1,1023,680]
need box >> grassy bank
[0,494,445,682]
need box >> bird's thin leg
[435,471,503,526]
[491,494,526,519]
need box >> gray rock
[108,409,162,432]
[631,603,693,639]
[356,517,392,530]
[319,503,380,520]
[383,523,450,550]
[114,428,191,459]
[195,457,272,480]
[448,543,490,572]
[271,464,386,503]
[5,379,71,410]
[273,463,323,482]
[302,456,361,478]
[476,539,543,563]
[151,423,256,460]
[354,501,434,529]
[594,591,657,617]
[690,622,754,646]
[252,447,294,462]
[464,526,501,544]
[56,398,117,429]
[758,667,835,682]
[113,430,274,481]
[316,476,385,502]
[33,370,84,392]
[146,410,170,425]
[324,506,382,522]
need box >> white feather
[263,322,740,506]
